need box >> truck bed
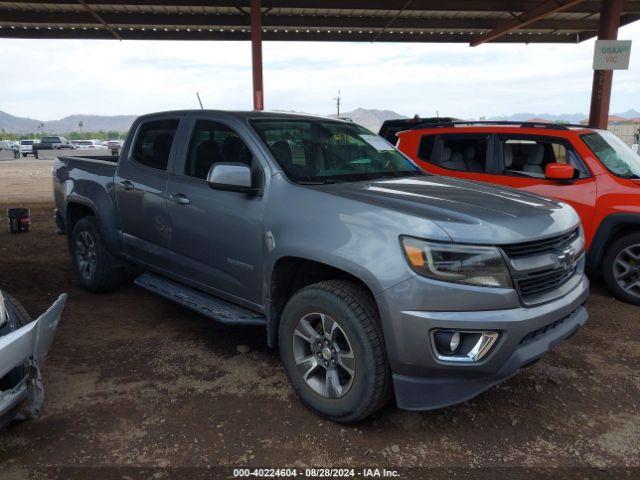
[57,155,119,164]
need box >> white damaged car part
[0,290,66,427]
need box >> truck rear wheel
[279,280,391,423]
[603,233,640,306]
[70,216,124,292]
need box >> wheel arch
[588,213,640,270]
[65,198,97,234]
[266,256,380,348]
[65,195,122,258]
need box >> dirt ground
[0,159,638,478]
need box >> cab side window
[500,136,589,178]
[418,134,489,173]
[184,120,253,180]
[131,119,179,170]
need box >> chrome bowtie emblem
[556,247,575,268]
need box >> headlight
[0,290,7,328]
[401,237,512,289]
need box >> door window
[418,134,489,173]
[131,119,179,171]
[499,135,589,178]
[184,120,253,179]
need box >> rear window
[131,119,179,171]
[418,134,489,173]
[20,140,34,145]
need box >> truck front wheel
[603,233,640,306]
[279,280,391,422]
[70,216,124,292]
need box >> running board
[134,272,266,326]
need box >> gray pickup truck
[53,110,589,422]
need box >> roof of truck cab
[135,110,350,123]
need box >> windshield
[582,131,640,179]
[42,137,59,143]
[251,119,422,183]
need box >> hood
[325,175,580,245]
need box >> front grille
[501,228,579,258]
[516,265,577,298]
[501,228,582,302]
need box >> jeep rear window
[251,119,422,184]
[582,131,640,179]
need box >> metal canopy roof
[0,1,639,44]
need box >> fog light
[434,330,461,355]
[431,329,499,363]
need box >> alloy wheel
[75,231,97,281]
[292,312,355,399]
[613,244,640,299]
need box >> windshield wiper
[297,179,346,185]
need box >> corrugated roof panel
[0,1,637,43]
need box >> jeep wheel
[603,233,640,306]
[279,280,391,423]
[70,217,124,292]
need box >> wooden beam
[251,0,264,110]
[589,0,624,129]
[470,0,586,46]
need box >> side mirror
[545,163,575,181]
[207,162,258,194]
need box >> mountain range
[0,111,137,134]
[1,108,639,135]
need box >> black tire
[0,292,31,428]
[602,233,640,306]
[279,280,391,423]
[70,216,124,292]
[21,153,27,158]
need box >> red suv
[397,121,640,305]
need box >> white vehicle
[0,289,66,427]
[75,140,108,150]
[19,139,38,157]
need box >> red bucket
[7,208,30,233]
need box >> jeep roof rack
[410,121,597,131]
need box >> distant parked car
[74,140,106,150]
[19,139,38,157]
[0,140,19,159]
[33,136,74,158]
[105,139,122,156]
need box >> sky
[0,21,638,121]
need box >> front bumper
[376,273,589,411]
[0,294,66,422]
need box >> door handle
[173,193,191,205]
[120,180,134,191]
